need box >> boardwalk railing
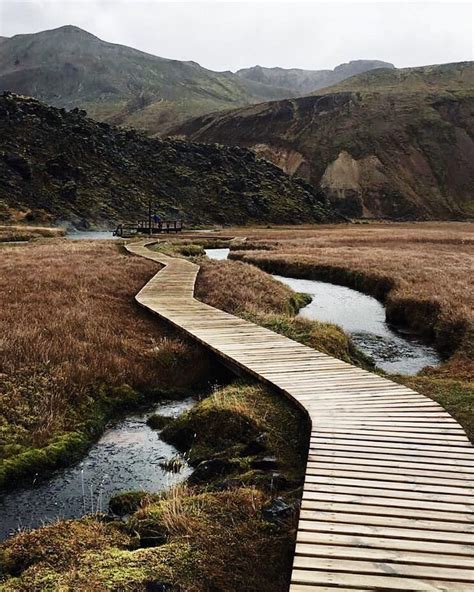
[127,240,474,591]
[113,220,183,237]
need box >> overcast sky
[0,1,472,71]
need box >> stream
[205,248,441,375]
[0,398,194,540]
[66,231,118,240]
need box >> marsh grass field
[1,223,473,591]
[0,240,218,489]
[0,225,65,242]
[0,238,319,591]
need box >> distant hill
[0,26,395,134]
[319,61,474,94]
[0,93,335,228]
[236,60,395,95]
[0,25,291,134]
[172,62,474,220]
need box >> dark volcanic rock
[240,433,269,456]
[262,496,297,524]
[251,456,278,470]
[188,458,236,484]
[0,93,336,227]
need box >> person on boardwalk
[153,213,161,224]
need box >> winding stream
[205,248,441,375]
[0,398,194,540]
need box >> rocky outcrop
[0,93,336,227]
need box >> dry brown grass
[195,258,299,316]
[222,222,473,377]
[161,486,292,592]
[0,240,215,459]
[0,225,65,242]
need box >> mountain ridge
[236,60,395,95]
[171,62,474,220]
[0,25,396,134]
[0,25,291,134]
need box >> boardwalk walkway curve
[126,240,474,591]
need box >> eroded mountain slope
[172,63,474,219]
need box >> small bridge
[113,220,183,237]
[127,240,474,591]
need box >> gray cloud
[0,1,472,71]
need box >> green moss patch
[162,381,308,484]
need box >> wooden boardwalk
[127,241,474,591]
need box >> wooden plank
[298,510,474,533]
[305,467,474,488]
[290,586,372,592]
[296,530,474,555]
[306,461,474,481]
[300,501,474,523]
[297,520,474,544]
[307,449,474,468]
[308,441,474,460]
[311,429,468,442]
[303,483,474,505]
[292,556,474,583]
[294,543,474,567]
[302,490,474,514]
[304,475,474,496]
[291,569,474,591]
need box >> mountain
[0,25,291,135]
[0,93,335,228]
[171,62,474,220]
[236,60,395,96]
[318,62,474,94]
[0,26,395,135]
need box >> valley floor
[0,222,472,590]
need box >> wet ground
[205,247,230,260]
[66,231,118,240]
[0,398,194,540]
[205,248,441,375]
